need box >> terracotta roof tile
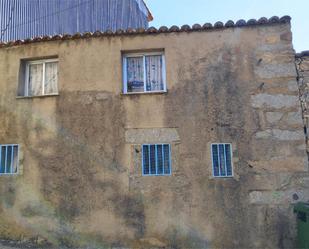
[202,23,213,29]
[214,21,224,28]
[181,25,191,31]
[0,16,291,48]
[225,20,235,27]
[296,51,309,58]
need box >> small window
[21,59,58,97]
[211,143,233,177]
[123,52,166,93]
[142,144,171,175]
[0,145,19,175]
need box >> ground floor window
[211,143,233,177]
[0,144,19,175]
[142,144,171,175]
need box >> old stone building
[296,51,309,146]
[0,16,308,248]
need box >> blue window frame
[0,144,19,175]
[211,143,233,177]
[142,144,171,176]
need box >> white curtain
[45,62,58,94]
[126,57,144,92]
[145,55,163,91]
[28,64,43,96]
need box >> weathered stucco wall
[0,22,308,248]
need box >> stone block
[251,94,299,109]
[249,189,309,204]
[265,112,283,123]
[255,129,304,140]
[299,60,309,71]
[285,111,303,125]
[257,43,293,53]
[287,80,299,91]
[280,32,292,42]
[265,35,280,44]
[254,63,297,79]
[248,157,307,172]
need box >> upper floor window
[20,58,58,97]
[142,144,171,175]
[0,144,19,175]
[211,143,233,177]
[123,52,166,94]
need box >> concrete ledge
[255,129,304,140]
[248,157,307,172]
[249,189,309,204]
[125,128,180,144]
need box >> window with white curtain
[23,59,58,97]
[123,52,166,93]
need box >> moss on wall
[0,23,308,248]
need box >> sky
[144,0,308,52]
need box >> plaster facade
[0,20,308,248]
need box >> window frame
[211,143,234,178]
[141,143,172,176]
[122,52,167,94]
[24,58,59,97]
[0,144,19,176]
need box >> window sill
[210,176,234,179]
[16,94,59,99]
[121,90,168,96]
[0,173,19,177]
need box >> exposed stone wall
[0,22,308,248]
[296,51,309,150]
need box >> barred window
[142,144,171,176]
[0,145,19,175]
[211,143,233,177]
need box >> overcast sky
[144,0,308,52]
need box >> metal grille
[0,144,19,175]
[142,144,171,176]
[211,143,233,177]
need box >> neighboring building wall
[0,0,151,42]
[0,19,308,248]
[296,51,309,150]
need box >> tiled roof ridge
[296,51,309,58]
[0,15,291,48]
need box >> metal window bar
[223,144,227,176]
[211,143,233,177]
[155,145,158,175]
[0,145,2,174]
[226,144,232,176]
[4,145,7,173]
[148,144,151,174]
[0,144,19,175]
[143,55,147,92]
[142,144,171,176]
[217,145,221,176]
